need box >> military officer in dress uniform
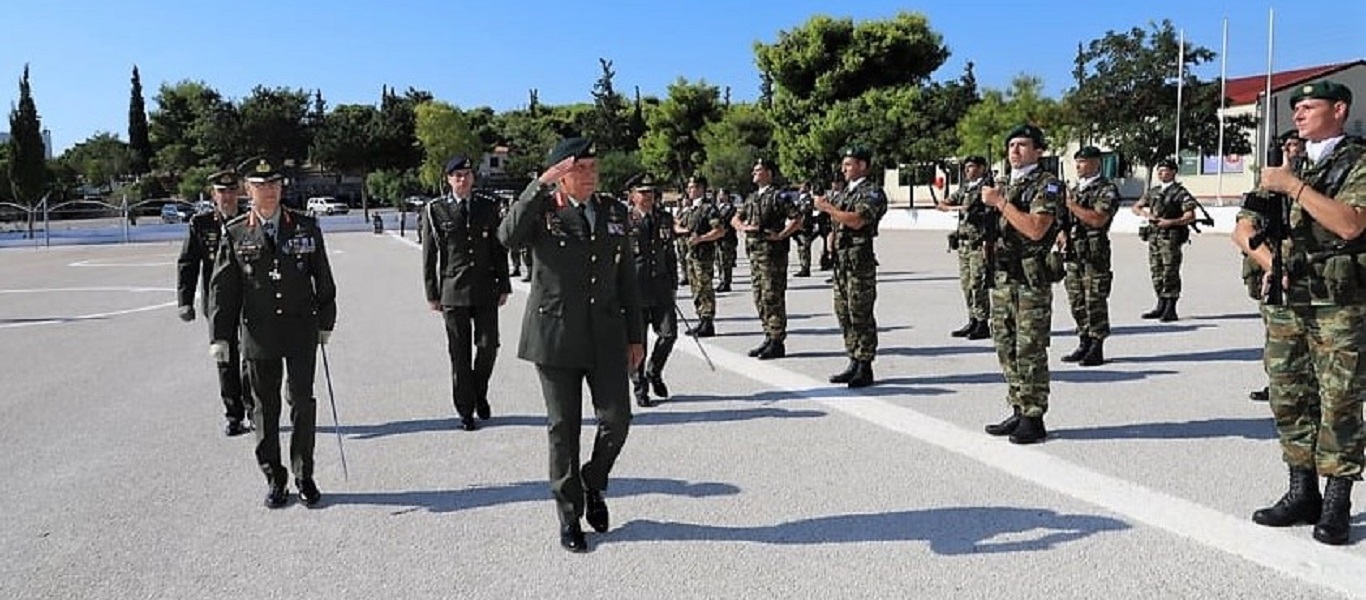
[423,155,511,431]
[1132,158,1197,321]
[497,137,644,553]
[815,145,888,388]
[209,159,337,508]
[626,173,679,407]
[177,170,252,436]
[732,158,803,360]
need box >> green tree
[1067,19,1254,178]
[8,65,48,236]
[956,75,1064,160]
[0,144,14,204]
[128,66,152,175]
[371,86,431,172]
[177,165,219,200]
[238,85,312,165]
[639,78,723,185]
[588,58,632,151]
[148,80,239,174]
[59,132,131,188]
[365,169,422,208]
[595,150,643,196]
[755,11,952,181]
[413,100,480,192]
[492,108,557,177]
[699,102,773,192]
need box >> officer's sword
[319,345,350,480]
[673,306,716,371]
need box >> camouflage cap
[1289,80,1353,108]
[1073,146,1103,159]
[443,154,474,174]
[1003,123,1047,149]
[241,158,284,183]
[962,155,987,167]
[545,137,595,167]
[840,144,872,162]
[208,170,241,189]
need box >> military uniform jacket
[497,181,644,369]
[994,169,1062,286]
[1065,176,1121,262]
[177,208,241,311]
[629,206,678,307]
[717,201,739,243]
[737,187,799,256]
[423,193,512,307]
[678,200,722,258]
[832,178,888,253]
[209,209,338,359]
[1141,182,1197,242]
[1275,136,1366,306]
[948,177,988,243]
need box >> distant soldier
[1057,146,1121,366]
[674,199,693,287]
[497,137,644,553]
[177,170,251,436]
[422,155,511,431]
[715,189,739,292]
[793,184,817,277]
[674,174,723,337]
[1131,158,1197,321]
[981,125,1063,445]
[210,159,337,508]
[732,159,802,359]
[626,174,680,406]
[816,145,888,388]
[937,156,991,340]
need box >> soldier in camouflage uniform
[673,175,723,336]
[1132,158,1197,322]
[981,124,1063,445]
[816,145,888,388]
[1233,81,1366,546]
[1247,132,1308,403]
[937,156,991,340]
[793,184,817,277]
[732,158,802,359]
[715,190,739,292]
[1057,146,1121,366]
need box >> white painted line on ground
[0,287,173,294]
[0,301,177,330]
[69,257,174,267]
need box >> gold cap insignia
[1302,85,1314,94]
[256,160,272,173]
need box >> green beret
[545,137,595,167]
[753,158,779,173]
[241,158,283,183]
[1156,158,1178,170]
[686,174,708,187]
[841,145,872,162]
[208,170,240,189]
[1003,124,1047,149]
[1073,146,1103,159]
[631,173,659,191]
[1289,80,1352,108]
[962,155,987,167]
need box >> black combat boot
[1313,477,1353,545]
[795,267,811,277]
[1079,338,1105,367]
[985,406,1021,436]
[689,317,715,338]
[847,361,874,388]
[1062,336,1091,362]
[966,319,992,340]
[1009,415,1047,445]
[757,340,786,360]
[1159,298,1179,322]
[1249,387,1269,402]
[1252,467,1322,527]
[747,337,772,357]
[1141,298,1166,319]
[951,319,975,338]
[828,358,858,384]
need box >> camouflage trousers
[957,245,989,321]
[1064,256,1114,339]
[687,251,716,318]
[833,246,878,361]
[719,239,737,283]
[1147,237,1184,298]
[677,239,691,282]
[1263,303,1366,478]
[748,247,789,341]
[795,233,814,271]
[991,276,1053,417]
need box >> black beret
[241,158,283,183]
[686,174,708,187]
[753,157,779,172]
[1289,80,1353,108]
[208,170,240,189]
[841,145,872,162]
[962,155,987,167]
[1073,146,1103,159]
[444,155,474,174]
[631,173,660,191]
[1003,124,1047,149]
[545,137,595,166]
[1156,158,1178,170]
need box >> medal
[269,268,282,281]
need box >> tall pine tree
[128,65,151,175]
[8,65,48,236]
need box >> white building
[0,128,53,159]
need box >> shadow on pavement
[603,506,1129,554]
[316,407,828,438]
[324,477,741,514]
[1110,348,1261,364]
[1051,417,1276,441]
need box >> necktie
[263,221,276,242]
[577,203,592,235]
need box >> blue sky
[3,0,1361,153]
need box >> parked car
[403,196,430,210]
[306,196,350,216]
[160,203,191,223]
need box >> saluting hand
[627,343,645,371]
[538,156,578,186]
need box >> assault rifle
[978,150,1001,289]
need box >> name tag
[284,236,316,255]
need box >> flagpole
[1175,28,1185,163]
[1216,17,1228,205]
[1259,8,1275,188]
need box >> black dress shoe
[648,374,669,399]
[476,399,491,420]
[460,417,480,431]
[225,419,250,437]
[560,523,588,553]
[296,478,322,507]
[264,481,289,508]
[585,489,610,533]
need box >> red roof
[1224,60,1364,105]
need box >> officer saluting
[209,158,338,508]
[422,155,511,431]
[177,170,252,436]
[497,138,644,553]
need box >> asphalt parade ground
[2,223,1365,599]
